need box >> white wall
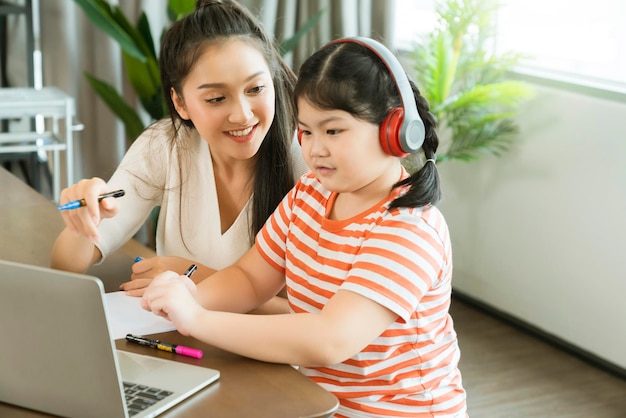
[438,83,626,369]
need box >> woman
[51,0,307,312]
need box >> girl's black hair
[293,41,441,209]
[159,0,297,245]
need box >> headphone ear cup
[379,107,408,157]
[297,129,303,144]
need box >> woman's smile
[226,124,257,143]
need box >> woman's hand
[141,271,201,336]
[120,256,203,297]
[58,177,120,243]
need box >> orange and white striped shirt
[256,173,467,417]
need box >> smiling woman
[169,38,277,162]
[50,0,309,312]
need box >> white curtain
[241,0,395,70]
[5,0,393,183]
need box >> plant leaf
[444,81,532,113]
[110,8,154,60]
[72,0,146,61]
[136,12,157,59]
[442,118,518,162]
[83,72,145,142]
[410,0,534,163]
[168,0,195,20]
[122,52,162,120]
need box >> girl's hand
[140,271,200,336]
[120,256,194,297]
[58,177,120,243]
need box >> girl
[51,0,308,310]
[142,37,467,416]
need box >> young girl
[142,37,467,416]
[51,1,308,309]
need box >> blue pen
[57,189,125,211]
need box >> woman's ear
[171,88,190,120]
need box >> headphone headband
[330,37,425,155]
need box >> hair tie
[426,158,436,165]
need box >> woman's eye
[248,85,266,95]
[327,129,341,135]
[206,96,225,104]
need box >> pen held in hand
[57,189,125,211]
[125,334,203,359]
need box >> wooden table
[0,166,338,418]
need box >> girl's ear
[171,88,190,120]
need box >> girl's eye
[326,129,341,135]
[206,96,225,104]
[248,85,266,95]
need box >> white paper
[104,291,176,340]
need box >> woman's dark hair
[293,41,441,209]
[159,0,297,244]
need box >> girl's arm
[247,293,290,314]
[124,255,290,313]
[194,246,287,313]
[192,289,397,366]
[142,248,398,365]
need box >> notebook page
[104,291,176,340]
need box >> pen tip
[57,201,80,211]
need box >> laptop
[0,259,220,418]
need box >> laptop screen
[0,260,219,418]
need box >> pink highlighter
[125,334,203,359]
[174,344,204,359]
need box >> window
[392,0,626,91]
[392,0,437,51]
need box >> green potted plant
[72,0,325,143]
[403,0,533,171]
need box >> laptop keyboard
[123,381,173,416]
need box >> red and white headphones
[298,36,425,158]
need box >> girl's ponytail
[389,82,441,209]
